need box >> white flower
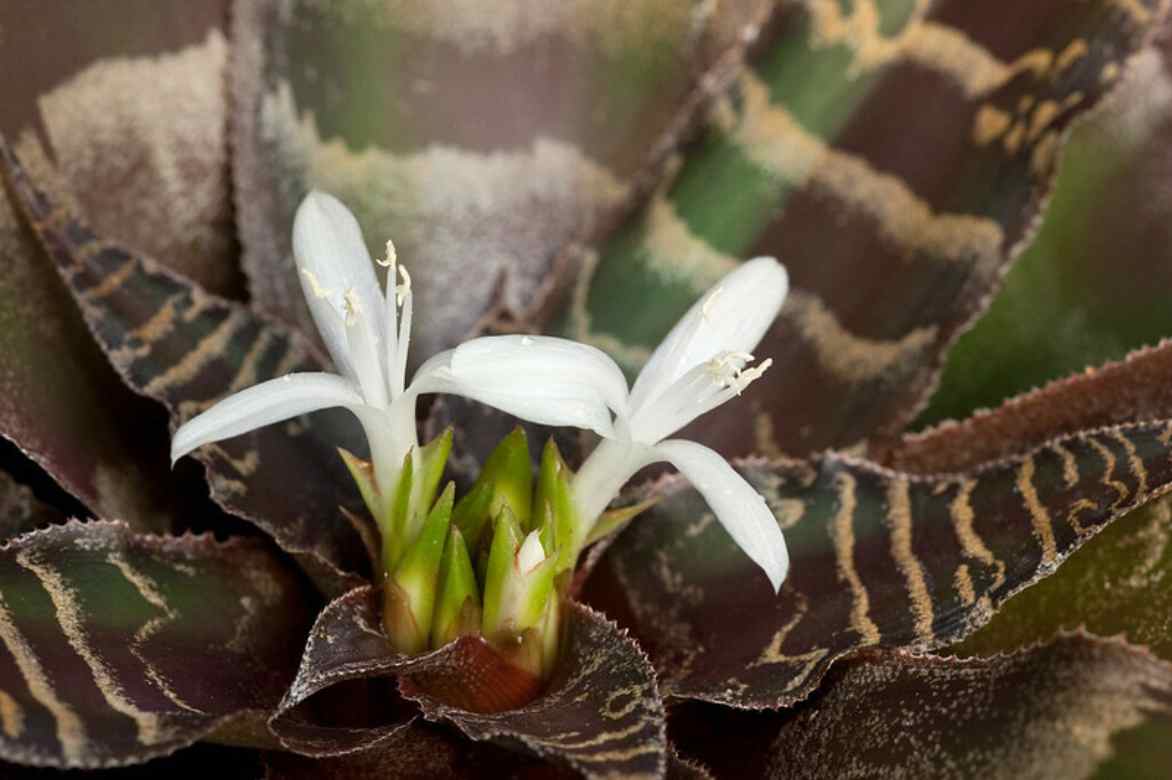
[443,258,791,591]
[171,191,587,501]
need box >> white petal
[409,336,628,436]
[654,439,789,591]
[516,531,547,574]
[170,373,365,464]
[292,191,386,381]
[629,257,787,413]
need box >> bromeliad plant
[3,1,1172,777]
[172,190,789,676]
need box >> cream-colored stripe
[950,479,1006,589]
[1050,441,1080,489]
[1087,436,1131,509]
[831,472,881,643]
[783,290,937,382]
[17,551,164,746]
[1111,429,1148,499]
[886,477,934,641]
[0,589,86,762]
[143,309,247,396]
[1016,456,1058,567]
[733,71,1004,264]
[107,553,205,715]
[0,690,24,739]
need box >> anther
[301,269,335,299]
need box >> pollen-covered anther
[301,268,335,300]
[377,238,398,269]
[343,288,363,326]
[731,357,772,395]
[704,351,754,388]
[396,265,413,306]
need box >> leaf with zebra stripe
[583,419,1172,707]
[562,0,1166,459]
[0,519,311,769]
[270,586,666,778]
[231,0,771,361]
[670,634,1172,779]
[0,140,371,596]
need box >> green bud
[452,479,494,552]
[408,427,453,541]
[383,450,415,573]
[431,527,481,649]
[338,448,381,526]
[481,507,558,646]
[485,427,534,530]
[385,482,455,655]
[584,496,660,547]
[533,439,580,574]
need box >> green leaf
[0,520,311,768]
[533,438,579,573]
[560,0,1162,459]
[451,480,494,557]
[431,528,481,649]
[453,428,533,553]
[481,509,523,642]
[388,483,455,655]
[1,141,371,597]
[585,419,1172,708]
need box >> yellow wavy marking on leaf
[0,588,86,762]
[1016,456,1058,567]
[107,553,205,716]
[950,479,1006,590]
[142,309,248,397]
[830,471,881,644]
[1111,429,1149,498]
[886,477,934,642]
[783,290,937,383]
[734,71,1004,264]
[16,550,166,746]
[643,195,736,289]
[1087,437,1132,511]
[1050,441,1081,489]
[953,563,976,607]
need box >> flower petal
[171,372,365,464]
[654,439,789,591]
[629,257,787,413]
[409,336,628,436]
[292,191,386,383]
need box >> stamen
[731,358,772,395]
[301,269,335,299]
[343,288,363,326]
[377,239,398,269]
[396,265,413,306]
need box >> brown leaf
[231,0,771,361]
[584,420,1172,708]
[0,520,311,768]
[768,635,1172,780]
[262,721,570,779]
[885,339,1172,474]
[0,1,240,297]
[1,140,370,595]
[0,471,65,543]
[273,587,666,778]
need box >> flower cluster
[173,191,790,673]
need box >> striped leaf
[0,1,240,297]
[921,33,1172,429]
[0,520,310,768]
[563,0,1164,459]
[231,0,769,361]
[674,634,1172,779]
[584,420,1172,707]
[263,721,570,779]
[0,141,370,596]
[272,587,666,779]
